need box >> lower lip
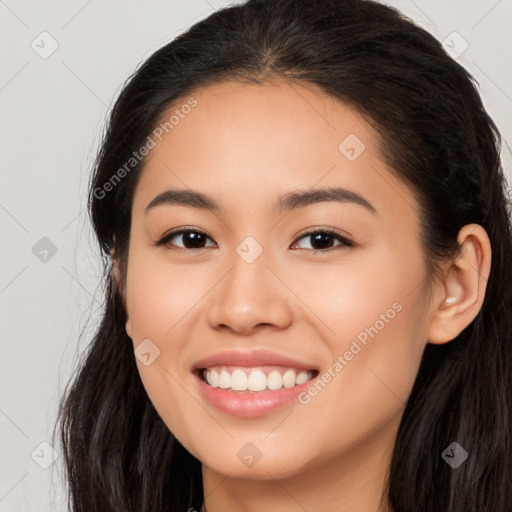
[194,372,316,418]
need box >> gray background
[1,1,511,510]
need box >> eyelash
[155,227,354,254]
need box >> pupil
[312,233,333,250]
[184,231,205,248]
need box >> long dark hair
[55,0,512,510]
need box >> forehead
[133,79,417,225]
[146,79,376,179]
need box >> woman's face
[123,79,435,479]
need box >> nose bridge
[224,232,272,291]
[221,238,274,309]
[206,236,293,333]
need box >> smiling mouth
[196,365,319,392]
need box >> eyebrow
[145,186,376,214]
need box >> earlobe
[112,261,121,288]
[110,238,127,298]
[126,318,133,339]
[427,224,491,344]
[109,239,122,288]
[109,238,130,335]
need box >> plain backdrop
[1,1,511,510]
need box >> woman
[56,0,512,510]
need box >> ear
[109,238,133,340]
[427,224,491,344]
[125,317,133,340]
[109,238,123,292]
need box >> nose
[206,250,294,336]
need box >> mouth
[195,365,319,392]
[191,350,321,417]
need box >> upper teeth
[203,367,314,392]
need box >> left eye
[291,229,353,252]
[155,228,353,252]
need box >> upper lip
[191,349,319,372]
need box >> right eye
[155,228,217,251]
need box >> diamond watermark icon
[442,31,469,60]
[237,442,263,468]
[31,31,59,59]
[441,441,468,468]
[31,441,58,469]
[134,338,161,366]
[32,237,58,263]
[236,236,263,264]
[338,134,366,161]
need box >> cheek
[124,247,212,451]
[288,243,429,407]
[288,240,428,349]
[125,245,207,344]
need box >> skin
[117,79,491,512]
